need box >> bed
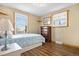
[0,34,45,56]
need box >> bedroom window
[15,13,28,34]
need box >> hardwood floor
[21,42,79,56]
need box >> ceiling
[0,3,76,16]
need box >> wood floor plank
[22,42,79,56]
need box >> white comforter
[12,34,42,39]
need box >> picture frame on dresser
[43,17,51,25]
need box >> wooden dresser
[41,26,51,42]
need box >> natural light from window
[15,13,28,34]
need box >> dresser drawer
[41,26,51,42]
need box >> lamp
[37,20,42,22]
[0,16,14,51]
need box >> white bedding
[12,34,42,39]
[0,33,45,48]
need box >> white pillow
[0,31,4,38]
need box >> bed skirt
[3,43,42,56]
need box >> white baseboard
[55,41,63,44]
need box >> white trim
[55,41,63,44]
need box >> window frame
[15,12,28,34]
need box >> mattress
[0,34,45,48]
